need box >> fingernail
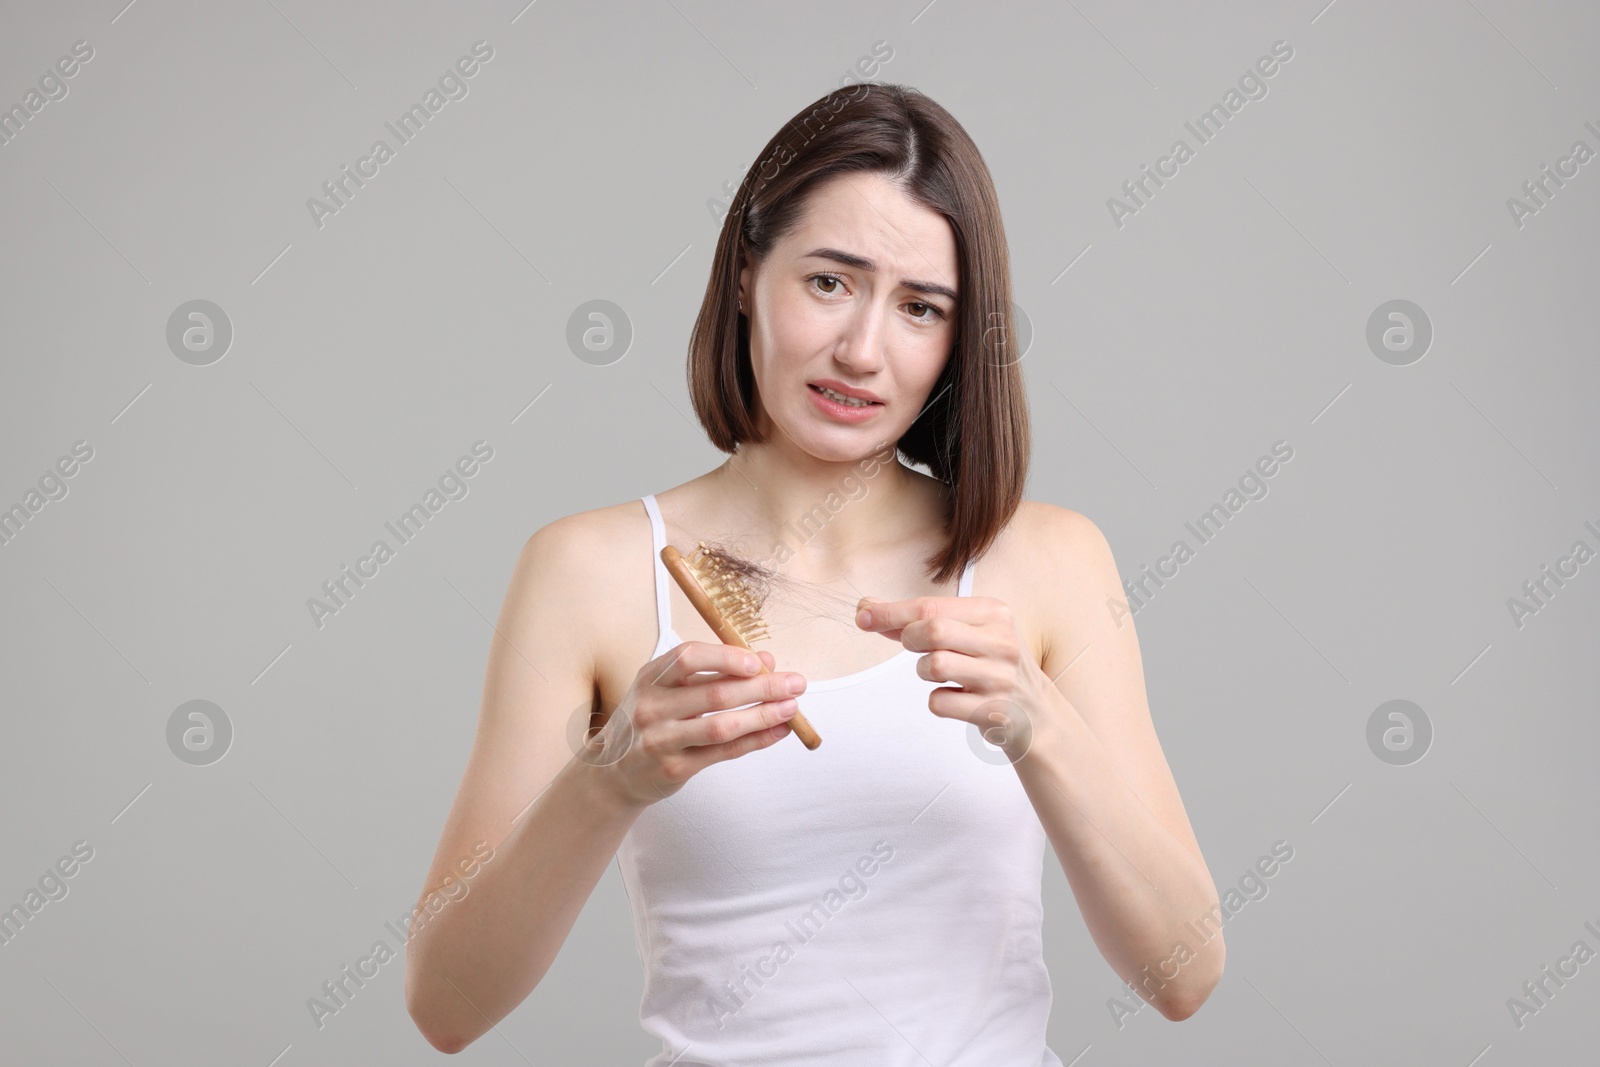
[744,654,759,671]
[785,674,805,694]
[856,608,872,628]
[777,701,797,719]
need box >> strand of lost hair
[684,540,873,643]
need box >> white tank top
[616,494,1063,1066]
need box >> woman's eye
[810,275,945,322]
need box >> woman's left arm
[856,504,1223,1021]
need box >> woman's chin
[753,404,900,465]
[790,424,901,465]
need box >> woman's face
[738,171,959,463]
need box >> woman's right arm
[403,513,805,1053]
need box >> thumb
[756,649,776,671]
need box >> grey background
[2,0,1597,1063]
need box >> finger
[646,641,763,688]
[854,596,904,640]
[896,615,997,658]
[676,714,795,774]
[675,666,803,719]
[661,697,798,752]
[856,595,981,639]
[915,643,1011,694]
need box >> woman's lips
[807,383,884,422]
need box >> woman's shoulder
[526,496,648,546]
[990,499,1108,575]
[519,497,660,597]
[1017,498,1105,545]
[512,496,665,687]
[522,473,727,600]
[985,497,1114,607]
[978,500,1120,677]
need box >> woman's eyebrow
[801,247,958,302]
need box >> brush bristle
[684,541,771,644]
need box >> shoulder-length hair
[687,82,1030,586]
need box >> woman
[405,83,1223,1062]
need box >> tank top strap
[639,495,673,650]
[957,555,976,597]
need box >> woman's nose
[834,306,887,372]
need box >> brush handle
[660,545,822,750]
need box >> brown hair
[687,82,1030,585]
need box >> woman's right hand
[595,642,807,807]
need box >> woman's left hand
[855,594,1061,763]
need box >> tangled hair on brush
[684,539,871,640]
[689,539,776,608]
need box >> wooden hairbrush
[660,542,822,750]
